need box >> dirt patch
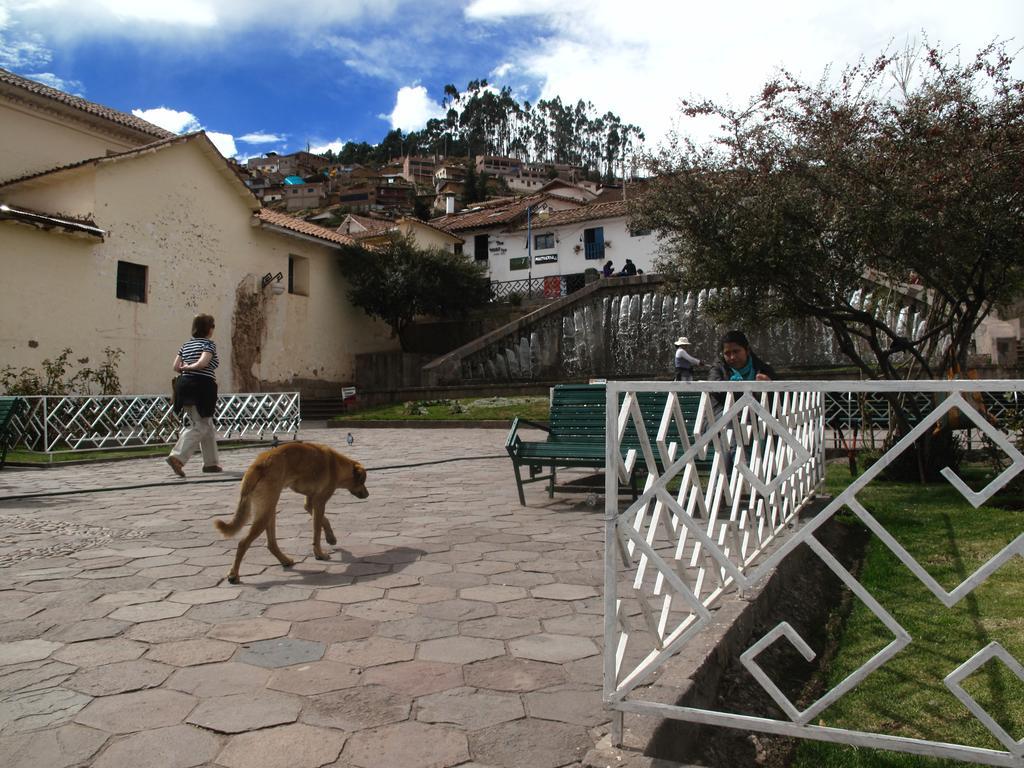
[648,513,870,767]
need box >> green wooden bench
[0,396,25,469]
[505,384,708,505]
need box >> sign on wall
[534,253,558,264]
[509,257,529,271]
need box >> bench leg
[548,464,556,498]
[512,462,527,506]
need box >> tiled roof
[0,67,175,140]
[510,200,628,231]
[0,202,104,238]
[430,194,544,232]
[256,208,355,246]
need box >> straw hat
[674,337,691,346]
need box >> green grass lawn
[331,395,550,422]
[791,465,1024,767]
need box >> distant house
[338,214,463,254]
[0,71,397,395]
[431,195,658,286]
[283,178,325,211]
[401,155,436,188]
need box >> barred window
[116,261,147,303]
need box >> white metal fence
[604,380,1024,767]
[7,392,300,454]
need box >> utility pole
[527,203,533,298]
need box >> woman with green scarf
[707,330,777,478]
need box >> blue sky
[1,0,1021,160]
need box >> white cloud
[23,72,84,94]
[205,131,238,158]
[238,132,285,144]
[309,139,349,155]
[468,0,1024,148]
[384,85,445,132]
[490,61,514,79]
[132,107,201,134]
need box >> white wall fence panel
[8,392,300,454]
[604,380,1024,767]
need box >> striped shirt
[179,337,218,380]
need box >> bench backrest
[0,397,23,428]
[548,384,701,445]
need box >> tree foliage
[338,233,492,350]
[320,79,645,181]
[633,40,1024,381]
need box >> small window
[474,234,489,262]
[534,233,555,250]
[453,243,464,255]
[288,255,309,296]
[629,225,652,237]
[116,261,147,302]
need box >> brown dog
[214,442,368,584]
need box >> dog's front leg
[306,496,337,545]
[312,504,330,561]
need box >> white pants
[170,405,219,467]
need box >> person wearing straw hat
[673,336,702,381]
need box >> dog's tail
[214,463,266,537]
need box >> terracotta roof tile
[0,67,175,140]
[510,200,628,231]
[257,208,355,246]
[430,194,545,232]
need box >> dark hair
[720,329,750,350]
[191,313,215,338]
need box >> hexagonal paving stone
[464,657,567,692]
[52,638,147,668]
[0,687,91,735]
[74,689,198,734]
[121,619,203,645]
[107,602,189,624]
[186,600,264,624]
[239,585,315,605]
[145,638,237,667]
[207,618,290,643]
[289,615,376,644]
[264,600,340,622]
[469,718,591,768]
[459,585,528,603]
[417,636,505,665]
[167,587,240,605]
[91,724,222,768]
[461,616,542,640]
[234,637,325,669]
[529,583,598,601]
[66,659,173,696]
[301,685,410,731]
[524,685,610,726]
[343,720,468,768]
[509,633,599,663]
[419,599,496,622]
[95,589,171,606]
[0,660,76,693]
[47,619,130,644]
[386,585,456,604]
[267,660,361,695]
[315,584,384,604]
[343,599,418,622]
[363,657,464,696]
[324,637,415,668]
[216,723,346,768]
[0,639,62,666]
[166,662,272,698]
[456,561,516,576]
[417,687,525,729]
[496,598,573,620]
[186,690,301,733]
[0,723,107,768]
[542,612,604,637]
[376,616,457,643]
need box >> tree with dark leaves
[338,233,492,351]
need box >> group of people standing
[601,259,639,277]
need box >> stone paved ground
[0,427,623,768]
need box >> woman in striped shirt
[167,313,220,477]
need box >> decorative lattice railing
[604,380,1024,767]
[7,392,300,454]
